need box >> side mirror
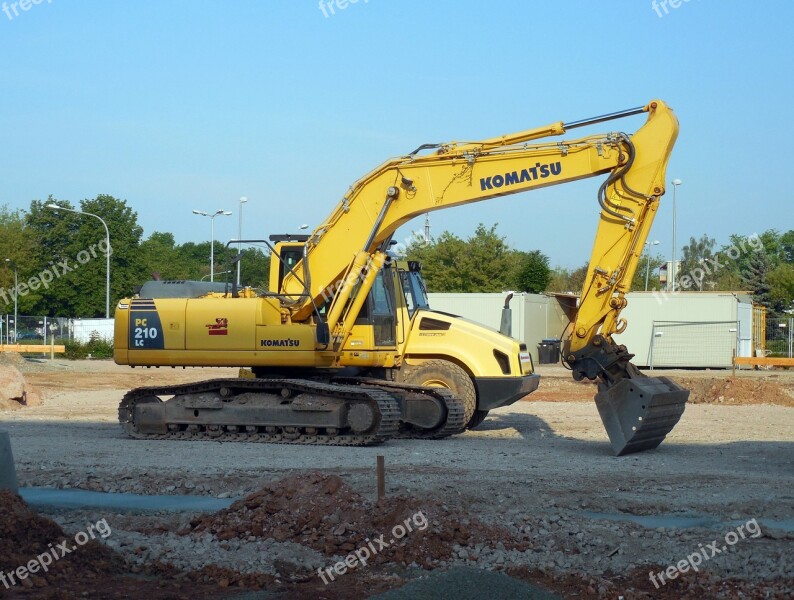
[316,322,330,346]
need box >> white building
[426,291,754,369]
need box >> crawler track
[335,378,467,439]
[118,378,400,446]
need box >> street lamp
[237,196,248,286]
[193,209,232,282]
[670,179,682,292]
[644,240,660,291]
[46,203,111,318]
[4,258,17,343]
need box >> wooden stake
[376,455,385,501]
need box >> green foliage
[741,250,771,306]
[406,223,550,294]
[679,235,717,290]
[689,228,794,315]
[512,250,551,293]
[2,197,272,318]
[630,253,666,291]
[547,264,588,294]
[5,193,794,319]
[767,262,794,314]
[63,338,114,360]
[138,233,270,290]
[21,195,146,317]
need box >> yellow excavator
[114,99,688,455]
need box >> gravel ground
[1,359,792,598]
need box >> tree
[779,230,794,264]
[679,234,717,290]
[767,263,794,314]
[406,223,547,293]
[741,250,772,309]
[0,205,38,315]
[25,197,83,316]
[630,253,666,291]
[139,232,187,281]
[24,195,146,317]
[76,195,147,316]
[455,224,517,292]
[511,250,551,293]
[547,263,588,294]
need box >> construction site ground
[0,357,792,599]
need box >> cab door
[370,270,396,347]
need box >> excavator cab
[268,235,310,293]
[397,261,430,317]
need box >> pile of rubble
[0,491,122,590]
[188,471,523,568]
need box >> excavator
[114,99,688,455]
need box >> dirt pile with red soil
[0,490,123,591]
[680,377,794,406]
[188,472,523,567]
[529,373,794,407]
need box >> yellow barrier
[0,345,66,354]
[733,356,794,367]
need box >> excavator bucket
[594,376,688,456]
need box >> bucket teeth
[595,377,688,456]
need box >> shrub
[63,339,114,360]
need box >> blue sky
[1,0,792,268]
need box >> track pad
[595,377,688,456]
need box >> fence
[765,317,794,358]
[1,315,114,345]
[649,321,739,369]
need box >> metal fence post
[788,319,794,358]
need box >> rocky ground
[0,358,792,598]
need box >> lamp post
[46,203,111,318]
[4,258,17,343]
[193,209,232,282]
[237,196,248,286]
[644,240,660,291]
[670,179,682,292]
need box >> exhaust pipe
[500,292,514,337]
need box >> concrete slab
[0,429,18,493]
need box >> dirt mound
[0,491,123,590]
[681,377,794,406]
[0,363,43,410]
[0,352,25,367]
[189,472,523,568]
